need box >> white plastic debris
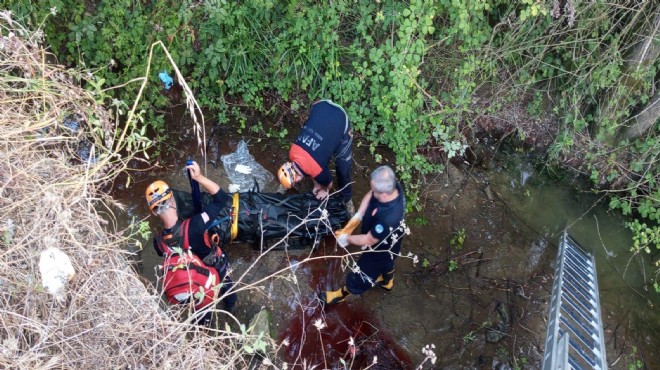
[234,164,252,174]
[228,183,241,193]
[221,140,277,192]
[39,247,75,300]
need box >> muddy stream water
[113,111,659,369]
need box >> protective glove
[335,213,362,237]
[337,234,349,248]
[158,71,173,90]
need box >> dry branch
[0,13,258,370]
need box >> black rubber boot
[375,269,395,291]
[319,286,351,306]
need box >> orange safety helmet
[145,180,173,211]
[278,162,300,189]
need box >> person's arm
[187,161,220,196]
[344,231,379,247]
[312,166,334,199]
[186,161,224,223]
[355,191,371,216]
[312,178,332,200]
[335,191,371,236]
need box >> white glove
[337,234,349,248]
[235,164,252,174]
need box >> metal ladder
[542,230,607,370]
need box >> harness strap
[166,261,210,277]
[156,218,193,256]
[181,219,191,251]
[205,216,230,255]
[206,215,231,231]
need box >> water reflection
[490,153,660,362]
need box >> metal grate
[542,230,607,370]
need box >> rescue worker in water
[277,100,354,214]
[145,161,237,323]
[320,165,407,305]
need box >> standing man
[320,165,406,305]
[145,161,237,323]
[277,100,354,214]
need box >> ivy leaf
[609,197,620,210]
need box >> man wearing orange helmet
[145,161,237,321]
[278,100,353,212]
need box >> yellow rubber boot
[320,286,351,305]
[375,269,395,291]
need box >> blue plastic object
[186,159,202,214]
[158,71,173,90]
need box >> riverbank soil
[115,102,657,369]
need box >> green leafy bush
[6,0,494,209]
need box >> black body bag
[172,189,350,249]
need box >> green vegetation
[414,215,429,226]
[627,346,643,370]
[4,1,659,288]
[514,356,528,370]
[450,228,466,251]
[462,330,476,343]
[129,217,153,250]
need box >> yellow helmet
[278,162,299,189]
[145,180,172,211]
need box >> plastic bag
[221,140,276,192]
